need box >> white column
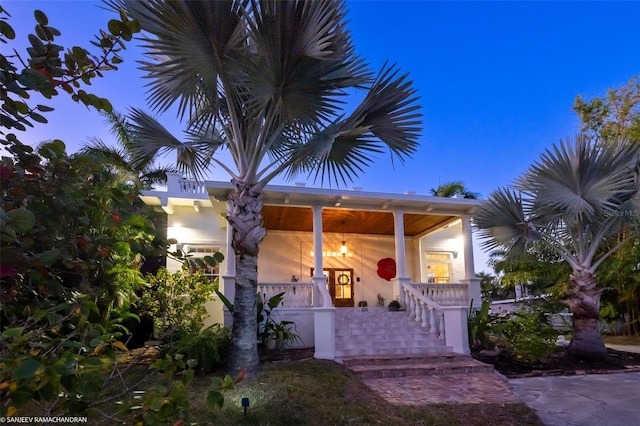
[311,205,329,307]
[392,210,410,303]
[461,214,475,279]
[460,214,481,309]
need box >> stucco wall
[418,221,466,282]
[165,206,227,326]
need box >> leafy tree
[112,0,422,377]
[430,181,480,199]
[0,7,203,423]
[477,270,516,301]
[573,76,640,335]
[488,246,570,299]
[0,5,139,134]
[573,75,640,144]
[474,135,640,360]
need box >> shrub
[140,268,218,339]
[468,299,492,350]
[491,310,559,363]
[164,325,231,373]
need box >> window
[185,246,221,281]
[425,252,452,283]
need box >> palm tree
[430,181,480,199]
[81,111,177,189]
[474,134,640,359]
[111,0,422,377]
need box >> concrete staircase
[335,307,493,380]
[334,307,449,358]
[341,352,494,380]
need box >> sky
[4,0,640,272]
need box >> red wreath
[377,258,396,281]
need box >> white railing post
[313,307,336,360]
[441,306,469,354]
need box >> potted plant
[388,299,401,311]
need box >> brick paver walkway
[363,373,520,404]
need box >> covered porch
[141,174,482,359]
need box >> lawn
[185,359,540,426]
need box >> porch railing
[412,283,468,306]
[257,282,313,308]
[401,282,445,338]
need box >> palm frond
[240,0,371,128]
[126,108,223,181]
[278,63,421,187]
[113,0,243,119]
[473,188,537,252]
[517,134,639,227]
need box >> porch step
[334,307,447,358]
[340,353,494,380]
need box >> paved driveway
[509,372,640,426]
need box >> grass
[186,359,541,426]
[22,356,541,425]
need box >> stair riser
[355,365,494,380]
[342,355,464,367]
[335,347,450,358]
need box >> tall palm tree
[474,134,640,360]
[430,181,480,199]
[81,111,178,189]
[111,0,422,377]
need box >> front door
[311,268,354,307]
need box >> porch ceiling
[205,181,479,237]
[262,206,456,237]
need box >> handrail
[403,282,443,311]
[400,281,445,338]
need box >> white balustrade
[401,282,444,339]
[179,178,207,195]
[257,282,313,308]
[412,283,468,306]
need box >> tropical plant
[81,111,179,189]
[140,268,220,339]
[111,0,422,377]
[430,181,480,199]
[573,76,640,335]
[474,134,640,359]
[490,310,559,364]
[164,324,232,373]
[468,299,492,350]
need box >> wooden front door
[311,268,354,307]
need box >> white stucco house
[141,173,482,359]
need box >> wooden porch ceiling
[262,205,456,237]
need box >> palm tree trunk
[226,180,267,378]
[566,271,608,360]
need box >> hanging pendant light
[340,232,347,257]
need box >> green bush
[164,325,231,373]
[140,268,218,339]
[491,310,559,363]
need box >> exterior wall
[259,230,416,308]
[165,205,227,327]
[417,221,465,282]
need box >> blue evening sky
[4,1,640,270]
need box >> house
[141,173,482,359]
